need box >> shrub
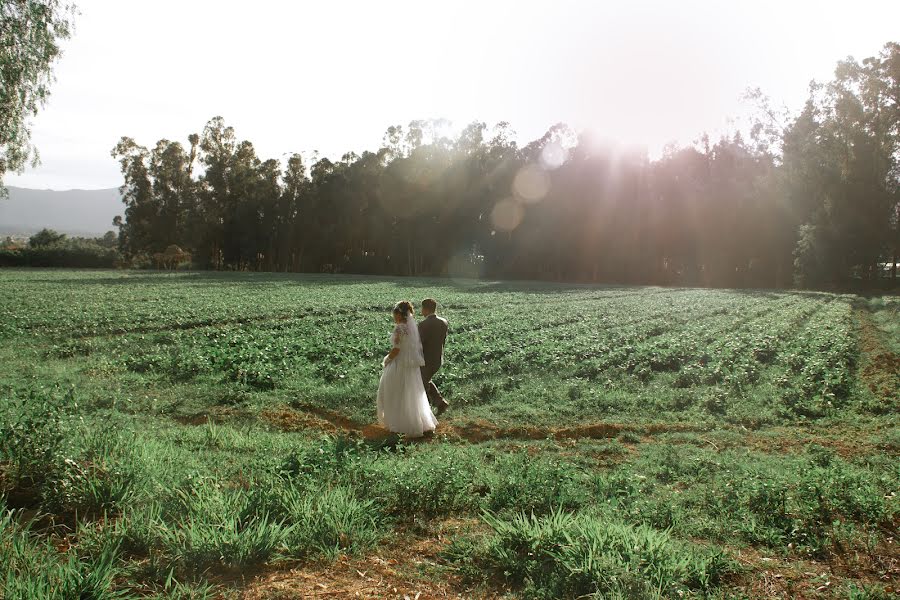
[0,237,120,268]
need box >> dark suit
[418,314,448,405]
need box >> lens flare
[513,164,550,203]
[490,198,524,232]
[540,142,568,170]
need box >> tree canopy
[0,0,75,192]
[112,43,899,289]
[28,227,65,247]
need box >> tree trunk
[407,238,413,276]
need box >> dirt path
[730,530,900,599]
[250,402,894,459]
[260,402,711,444]
[241,520,495,600]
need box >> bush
[0,236,120,268]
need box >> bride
[376,301,438,437]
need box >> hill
[0,186,122,237]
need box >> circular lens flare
[513,164,550,203]
[490,198,524,232]
[540,142,568,170]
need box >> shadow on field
[23,270,854,302]
[394,280,645,296]
[27,271,374,287]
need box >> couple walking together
[376,298,449,437]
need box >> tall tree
[197,116,237,268]
[149,139,194,250]
[110,137,153,256]
[787,43,900,286]
[280,153,308,271]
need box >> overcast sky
[6,0,899,191]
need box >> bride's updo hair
[392,300,414,319]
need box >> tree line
[112,43,899,288]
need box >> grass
[448,508,735,599]
[0,502,125,600]
[0,269,897,598]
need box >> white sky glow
[7,0,900,190]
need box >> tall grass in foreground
[2,381,897,597]
[448,507,735,599]
[0,502,125,600]
[116,477,383,576]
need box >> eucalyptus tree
[110,137,153,256]
[149,139,195,250]
[787,42,900,286]
[197,117,237,268]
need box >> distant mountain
[0,186,123,237]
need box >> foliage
[351,445,481,518]
[482,452,590,515]
[785,42,900,287]
[595,443,898,558]
[0,232,121,267]
[0,0,76,189]
[0,271,886,428]
[28,227,66,247]
[41,425,148,517]
[0,386,71,491]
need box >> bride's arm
[383,346,400,366]
[383,326,403,366]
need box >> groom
[419,298,450,415]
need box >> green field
[1,270,897,599]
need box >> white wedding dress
[376,316,438,437]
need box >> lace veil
[401,314,426,367]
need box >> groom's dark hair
[422,298,437,312]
